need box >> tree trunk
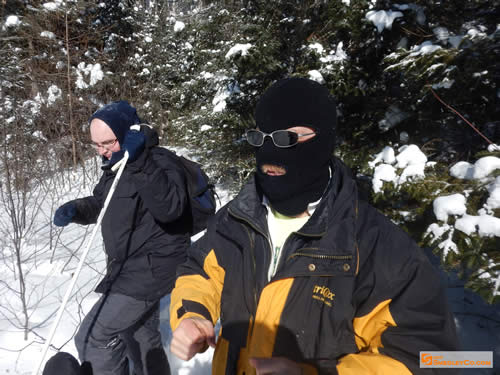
[65,10,77,168]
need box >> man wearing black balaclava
[254,77,336,217]
[169,78,459,375]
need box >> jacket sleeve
[128,149,188,224]
[170,233,225,331]
[70,175,106,225]
[336,212,460,375]
[71,197,101,224]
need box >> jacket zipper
[228,207,274,272]
[228,208,271,342]
[287,252,353,261]
[242,224,258,309]
[229,208,349,277]
[270,232,322,278]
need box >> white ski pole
[31,151,129,375]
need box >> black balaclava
[254,77,337,216]
[88,100,141,145]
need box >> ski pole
[31,151,129,375]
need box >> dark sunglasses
[245,129,316,148]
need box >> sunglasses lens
[246,129,302,147]
[246,130,264,146]
[273,130,298,147]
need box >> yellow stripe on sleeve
[170,249,225,331]
[337,299,411,374]
[352,299,396,352]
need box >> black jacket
[72,129,190,301]
[171,157,459,374]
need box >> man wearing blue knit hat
[53,101,191,375]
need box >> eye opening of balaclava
[254,77,337,216]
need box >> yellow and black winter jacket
[170,157,459,374]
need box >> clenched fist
[170,317,216,361]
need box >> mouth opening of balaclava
[254,77,337,216]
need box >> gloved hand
[54,201,76,227]
[121,128,146,162]
[106,129,146,168]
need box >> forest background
[0,0,499,370]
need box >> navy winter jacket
[71,128,190,300]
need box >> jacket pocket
[284,249,355,277]
[275,270,357,361]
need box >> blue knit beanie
[89,100,141,145]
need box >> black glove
[54,201,76,227]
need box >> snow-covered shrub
[364,142,500,303]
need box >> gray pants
[75,293,169,375]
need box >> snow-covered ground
[0,145,498,374]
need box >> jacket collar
[226,157,358,238]
[227,176,269,236]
